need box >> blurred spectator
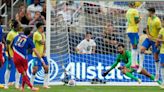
[76,31,96,54]
[15,4,30,25]
[97,22,118,54]
[41,3,46,20]
[103,23,118,45]
[29,11,46,25]
[27,0,42,19]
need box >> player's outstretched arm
[102,61,119,77]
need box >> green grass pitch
[0,86,164,92]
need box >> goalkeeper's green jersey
[109,50,132,71]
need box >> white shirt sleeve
[91,40,96,46]
[77,40,84,50]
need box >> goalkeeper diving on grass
[102,44,161,85]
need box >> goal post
[44,0,164,86]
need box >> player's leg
[15,69,21,89]
[9,58,21,89]
[139,68,161,85]
[30,58,39,86]
[152,43,160,81]
[160,54,164,88]
[121,67,141,83]
[4,58,11,89]
[13,53,39,92]
[127,33,139,67]
[138,38,151,73]
[42,56,50,88]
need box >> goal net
[46,0,164,86]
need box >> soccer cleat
[131,65,139,71]
[31,87,39,91]
[15,85,20,89]
[27,86,31,89]
[160,84,164,89]
[137,79,142,84]
[8,82,14,86]
[4,86,9,89]
[0,84,4,89]
[43,86,51,89]
[137,67,142,73]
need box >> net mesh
[49,0,164,84]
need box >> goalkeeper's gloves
[118,66,125,70]
[102,71,109,77]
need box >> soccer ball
[68,79,76,86]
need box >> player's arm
[6,33,12,59]
[156,29,164,46]
[125,51,132,68]
[76,40,84,54]
[30,38,46,66]
[42,33,46,56]
[102,56,120,77]
[134,10,140,24]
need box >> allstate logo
[27,58,58,84]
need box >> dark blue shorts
[142,38,159,54]
[7,58,15,70]
[160,54,164,64]
[127,33,139,45]
[33,56,48,71]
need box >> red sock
[23,75,32,88]
[22,80,25,89]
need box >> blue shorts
[7,58,15,70]
[160,54,164,63]
[127,33,139,45]
[142,38,159,54]
[33,56,48,70]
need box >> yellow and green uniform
[159,28,164,54]
[32,31,45,57]
[6,29,19,57]
[109,50,134,72]
[141,16,161,54]
[32,31,48,68]
[147,16,161,41]
[126,8,139,45]
[126,8,139,33]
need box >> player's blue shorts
[6,58,15,70]
[127,33,139,45]
[33,56,48,71]
[160,54,164,63]
[142,38,159,54]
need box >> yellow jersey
[126,8,139,33]
[6,29,18,57]
[159,28,164,54]
[147,16,161,41]
[32,31,45,57]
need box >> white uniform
[77,39,96,54]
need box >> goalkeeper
[102,44,161,85]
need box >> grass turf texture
[0,86,163,92]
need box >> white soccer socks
[138,53,144,73]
